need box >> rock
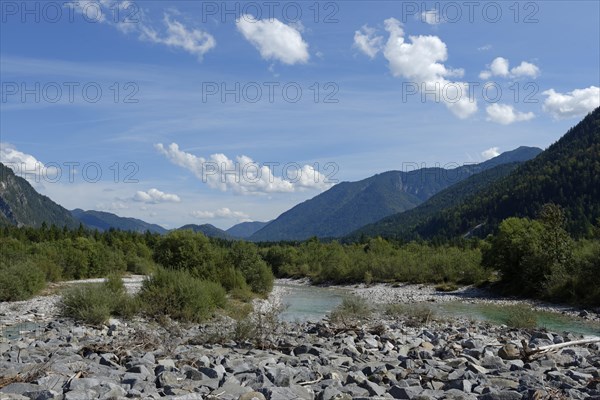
[478,390,523,400]
[498,343,521,360]
[388,385,423,399]
[260,385,314,400]
[359,379,386,396]
[445,379,472,392]
[239,392,267,400]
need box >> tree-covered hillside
[251,147,541,242]
[347,162,525,241]
[415,108,600,239]
[71,209,167,234]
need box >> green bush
[138,268,227,323]
[330,296,371,324]
[0,260,46,301]
[383,303,435,326]
[504,305,537,329]
[60,275,138,325]
[228,242,274,295]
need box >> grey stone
[239,392,267,400]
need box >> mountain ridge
[71,209,168,234]
[250,146,542,242]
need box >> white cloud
[191,207,249,220]
[139,14,215,61]
[155,143,332,195]
[490,57,510,77]
[481,147,500,160]
[477,44,492,51]
[421,9,443,25]
[479,57,540,79]
[133,188,181,203]
[0,142,57,183]
[96,201,129,211]
[486,103,535,125]
[353,25,383,58]
[510,61,540,79]
[542,86,600,119]
[70,2,215,61]
[236,14,309,65]
[381,18,477,119]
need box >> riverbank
[276,278,600,323]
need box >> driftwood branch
[521,337,600,361]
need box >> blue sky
[1,0,599,229]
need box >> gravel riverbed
[1,278,599,399]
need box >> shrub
[383,303,435,326]
[330,296,371,324]
[435,283,459,292]
[138,268,226,323]
[504,305,537,329]
[0,261,46,301]
[60,275,138,325]
[228,242,274,295]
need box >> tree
[483,217,546,295]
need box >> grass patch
[60,273,138,325]
[330,296,371,325]
[503,305,538,329]
[383,303,436,326]
[138,268,226,323]
[435,283,459,292]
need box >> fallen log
[521,337,600,361]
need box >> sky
[1,0,599,229]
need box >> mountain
[249,147,542,242]
[346,161,525,241]
[413,108,600,239]
[177,224,235,240]
[226,221,269,238]
[0,162,79,229]
[71,209,167,234]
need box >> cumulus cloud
[236,14,309,65]
[486,103,535,125]
[155,143,332,195]
[133,188,181,203]
[0,142,57,182]
[191,208,249,220]
[481,147,500,160]
[353,25,383,58]
[70,2,215,61]
[421,9,443,25]
[541,86,600,119]
[510,62,540,78]
[479,57,540,79]
[381,18,477,119]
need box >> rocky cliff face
[0,162,78,229]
